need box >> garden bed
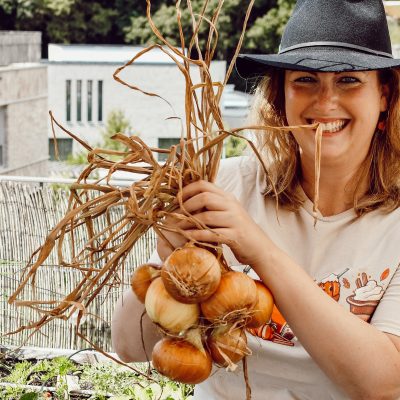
[0,346,194,399]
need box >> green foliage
[66,109,133,165]
[245,0,296,53]
[124,0,289,61]
[225,135,247,158]
[101,109,133,152]
[0,0,294,60]
[0,357,193,399]
[79,363,194,399]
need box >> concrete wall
[0,31,42,66]
[47,60,226,153]
[0,64,48,176]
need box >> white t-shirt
[189,156,400,400]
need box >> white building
[0,31,48,176]
[47,44,250,161]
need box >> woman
[112,0,400,398]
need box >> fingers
[181,192,228,213]
[180,180,227,202]
[183,227,237,247]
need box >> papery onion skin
[152,337,212,384]
[200,271,258,322]
[207,325,249,368]
[162,244,221,304]
[145,277,200,333]
[246,280,274,328]
[130,263,161,303]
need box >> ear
[380,84,390,112]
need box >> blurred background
[1,0,400,351]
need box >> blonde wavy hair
[250,68,400,216]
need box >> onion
[201,271,258,323]
[145,277,200,334]
[152,329,212,384]
[207,325,250,371]
[130,263,161,303]
[246,280,274,328]
[161,244,221,303]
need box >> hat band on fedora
[279,41,394,59]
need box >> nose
[313,82,339,112]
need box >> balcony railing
[0,176,156,351]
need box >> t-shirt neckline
[299,187,357,222]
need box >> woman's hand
[162,180,272,266]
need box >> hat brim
[236,46,400,79]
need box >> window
[87,80,93,122]
[98,80,103,122]
[0,107,5,167]
[158,138,180,161]
[66,80,71,122]
[77,80,82,122]
[49,138,73,161]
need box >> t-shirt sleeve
[371,262,400,337]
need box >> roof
[48,44,178,64]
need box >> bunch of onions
[130,263,161,303]
[201,271,258,323]
[161,243,221,303]
[145,277,200,334]
[207,324,251,371]
[152,328,212,384]
[132,253,275,383]
[246,280,274,328]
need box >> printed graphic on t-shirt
[247,305,295,346]
[345,272,385,322]
[247,265,393,345]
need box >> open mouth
[306,119,350,134]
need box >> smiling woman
[111,0,400,399]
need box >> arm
[178,180,400,400]
[111,289,162,363]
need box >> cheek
[284,88,301,124]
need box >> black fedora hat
[236,0,400,78]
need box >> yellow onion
[161,244,221,303]
[152,329,212,384]
[201,271,258,323]
[130,263,161,303]
[207,325,250,371]
[145,277,199,333]
[246,280,274,328]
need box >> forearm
[111,289,162,363]
[253,245,400,399]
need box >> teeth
[313,120,347,133]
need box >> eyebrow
[288,70,367,77]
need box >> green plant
[4,361,31,385]
[0,357,193,399]
[225,135,247,158]
[65,109,135,166]
[79,362,194,400]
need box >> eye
[294,76,316,83]
[338,76,361,84]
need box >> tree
[101,109,133,152]
[0,0,295,60]
[123,0,286,61]
[244,0,296,53]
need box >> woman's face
[284,70,389,169]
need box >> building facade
[0,31,48,176]
[47,44,249,162]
